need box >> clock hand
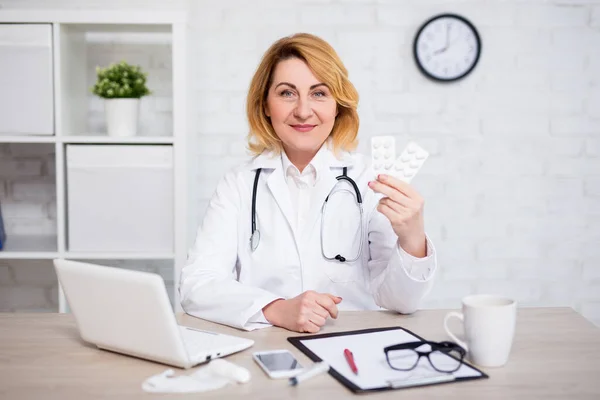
[433,23,451,55]
[445,23,450,49]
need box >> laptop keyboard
[179,326,246,358]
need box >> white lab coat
[180,146,437,331]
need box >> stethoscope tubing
[249,166,364,262]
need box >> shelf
[59,135,174,144]
[0,10,186,25]
[0,235,59,259]
[0,235,174,260]
[0,135,175,144]
[0,135,56,143]
[63,252,175,260]
[0,11,190,313]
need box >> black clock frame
[412,13,482,82]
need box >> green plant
[91,61,151,99]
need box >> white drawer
[66,145,174,253]
[0,24,54,135]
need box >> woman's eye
[280,90,294,97]
[313,91,326,98]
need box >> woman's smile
[290,124,317,132]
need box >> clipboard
[288,326,488,393]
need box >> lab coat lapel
[250,151,297,239]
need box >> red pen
[344,348,358,374]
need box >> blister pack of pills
[370,136,429,183]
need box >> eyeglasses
[384,341,466,373]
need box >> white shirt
[281,149,319,235]
[248,147,434,324]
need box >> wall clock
[413,14,481,82]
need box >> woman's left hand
[368,174,427,258]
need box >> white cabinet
[0,24,54,135]
[66,145,174,253]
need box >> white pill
[385,162,393,169]
[374,162,383,169]
[207,359,251,384]
[384,150,393,159]
[373,150,382,159]
[372,138,381,148]
[401,154,411,162]
[383,139,392,149]
[409,160,420,168]
[416,151,427,160]
[395,162,404,171]
[407,143,417,154]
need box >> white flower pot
[104,98,140,137]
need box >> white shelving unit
[0,9,193,313]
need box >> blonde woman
[180,33,437,333]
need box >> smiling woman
[180,33,438,334]
[263,58,339,170]
[246,33,359,170]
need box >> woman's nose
[293,98,314,119]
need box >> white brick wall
[1,0,599,326]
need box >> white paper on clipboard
[295,328,485,391]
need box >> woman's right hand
[262,290,342,333]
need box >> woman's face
[265,57,338,158]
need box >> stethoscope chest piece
[250,230,260,252]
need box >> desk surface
[1,308,599,399]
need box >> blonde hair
[246,33,359,156]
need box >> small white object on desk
[289,362,330,386]
[371,136,429,184]
[141,359,251,394]
[206,358,251,383]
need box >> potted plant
[91,61,151,137]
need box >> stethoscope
[249,167,364,263]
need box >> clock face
[413,14,481,82]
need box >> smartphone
[252,349,304,379]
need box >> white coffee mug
[444,294,517,368]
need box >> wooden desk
[0,308,599,399]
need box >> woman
[180,33,437,333]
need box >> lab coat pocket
[323,260,360,283]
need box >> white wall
[1,0,599,326]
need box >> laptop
[53,259,254,369]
